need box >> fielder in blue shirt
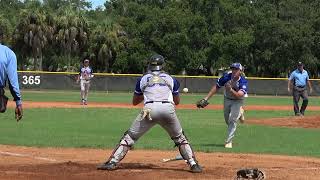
[288,62,313,116]
[0,29,23,121]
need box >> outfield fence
[18,71,320,96]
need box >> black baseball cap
[297,62,303,66]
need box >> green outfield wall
[18,71,320,96]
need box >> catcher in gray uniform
[97,54,202,173]
[197,63,248,149]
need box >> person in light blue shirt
[288,62,313,116]
[0,29,23,121]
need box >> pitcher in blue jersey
[197,63,248,149]
[97,54,202,173]
[0,29,23,121]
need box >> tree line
[0,0,319,77]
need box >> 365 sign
[22,75,41,85]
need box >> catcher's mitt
[196,99,209,108]
[236,168,265,180]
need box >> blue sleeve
[6,49,22,106]
[288,71,294,80]
[134,77,143,95]
[172,78,180,95]
[216,75,228,88]
[239,77,248,94]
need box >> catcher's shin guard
[172,132,197,166]
[107,132,135,163]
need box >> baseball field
[1,90,320,179]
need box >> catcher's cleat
[190,163,202,173]
[97,161,118,170]
[225,142,232,148]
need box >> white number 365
[22,75,41,85]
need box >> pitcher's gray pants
[224,97,243,144]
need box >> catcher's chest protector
[141,72,172,92]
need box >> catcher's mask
[148,54,164,71]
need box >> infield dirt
[3,101,320,179]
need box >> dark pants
[292,86,308,115]
[0,88,8,113]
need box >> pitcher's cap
[230,62,243,71]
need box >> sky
[89,0,106,9]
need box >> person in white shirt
[76,59,93,105]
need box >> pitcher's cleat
[225,142,232,148]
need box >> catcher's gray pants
[80,80,90,101]
[224,97,244,143]
[108,102,198,166]
[292,86,308,115]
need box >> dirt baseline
[7,101,320,111]
[0,145,320,180]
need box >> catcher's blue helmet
[148,54,164,71]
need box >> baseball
[182,88,189,93]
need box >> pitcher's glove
[236,168,265,180]
[196,99,209,108]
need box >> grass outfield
[20,90,320,106]
[1,108,320,157]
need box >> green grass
[20,90,320,106]
[1,108,319,157]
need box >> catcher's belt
[145,101,171,104]
[0,88,8,113]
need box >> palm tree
[89,21,125,72]
[54,6,89,71]
[12,9,54,70]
